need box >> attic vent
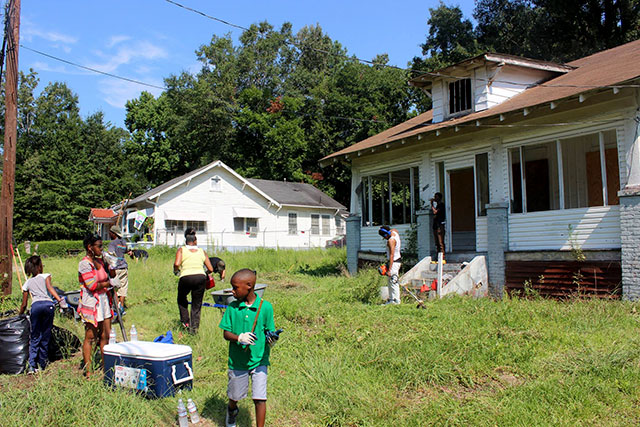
[449,78,472,114]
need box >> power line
[20,44,168,90]
[163,0,640,90]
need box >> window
[127,218,134,234]
[288,213,297,235]
[186,221,206,232]
[475,153,489,216]
[234,217,258,232]
[509,142,560,213]
[165,220,184,231]
[361,167,420,227]
[321,215,331,235]
[449,78,472,115]
[509,130,619,214]
[335,217,344,235]
[311,214,320,235]
[210,176,221,192]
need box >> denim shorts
[227,365,268,401]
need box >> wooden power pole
[0,0,20,296]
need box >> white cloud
[98,78,164,109]
[22,19,77,45]
[107,35,131,48]
[90,41,168,73]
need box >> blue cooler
[104,341,193,398]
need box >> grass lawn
[1,247,640,426]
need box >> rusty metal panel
[506,260,621,299]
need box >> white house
[124,160,347,251]
[321,40,640,299]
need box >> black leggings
[177,274,207,332]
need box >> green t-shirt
[219,295,275,370]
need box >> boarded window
[311,214,320,235]
[210,176,221,192]
[510,130,619,213]
[288,213,297,235]
[475,153,489,216]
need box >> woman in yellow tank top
[173,234,214,333]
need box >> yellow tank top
[179,246,206,278]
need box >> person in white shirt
[18,255,67,372]
[378,225,402,305]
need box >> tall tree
[474,0,640,62]
[125,22,415,206]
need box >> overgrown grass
[1,248,640,426]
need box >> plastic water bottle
[109,329,116,345]
[187,398,200,423]
[130,324,138,342]
[177,399,188,427]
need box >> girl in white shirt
[18,255,66,372]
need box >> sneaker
[226,407,239,427]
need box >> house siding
[133,166,344,250]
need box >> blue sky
[19,0,475,129]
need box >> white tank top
[387,231,401,261]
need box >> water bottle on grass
[130,324,138,342]
[109,329,116,345]
[177,399,188,427]
[187,398,200,423]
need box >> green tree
[125,22,415,207]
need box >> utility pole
[0,0,20,296]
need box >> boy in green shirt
[219,269,277,427]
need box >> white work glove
[110,277,121,289]
[58,297,68,309]
[102,251,119,268]
[237,332,257,346]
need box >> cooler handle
[171,362,193,385]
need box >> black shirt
[433,201,446,228]
[209,256,225,274]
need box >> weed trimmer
[103,252,127,341]
[402,284,426,309]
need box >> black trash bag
[48,325,81,362]
[0,315,30,375]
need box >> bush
[345,268,385,304]
[18,240,84,258]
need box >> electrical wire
[162,0,640,90]
[20,44,168,90]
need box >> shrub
[19,240,84,258]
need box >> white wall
[350,90,636,253]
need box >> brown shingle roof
[321,39,640,163]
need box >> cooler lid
[104,341,192,360]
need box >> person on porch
[431,192,446,262]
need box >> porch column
[619,187,640,300]
[346,215,361,275]
[619,114,640,299]
[486,203,509,299]
[416,209,434,261]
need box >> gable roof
[248,179,346,210]
[321,39,640,164]
[410,52,574,89]
[88,208,117,221]
[128,160,279,207]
